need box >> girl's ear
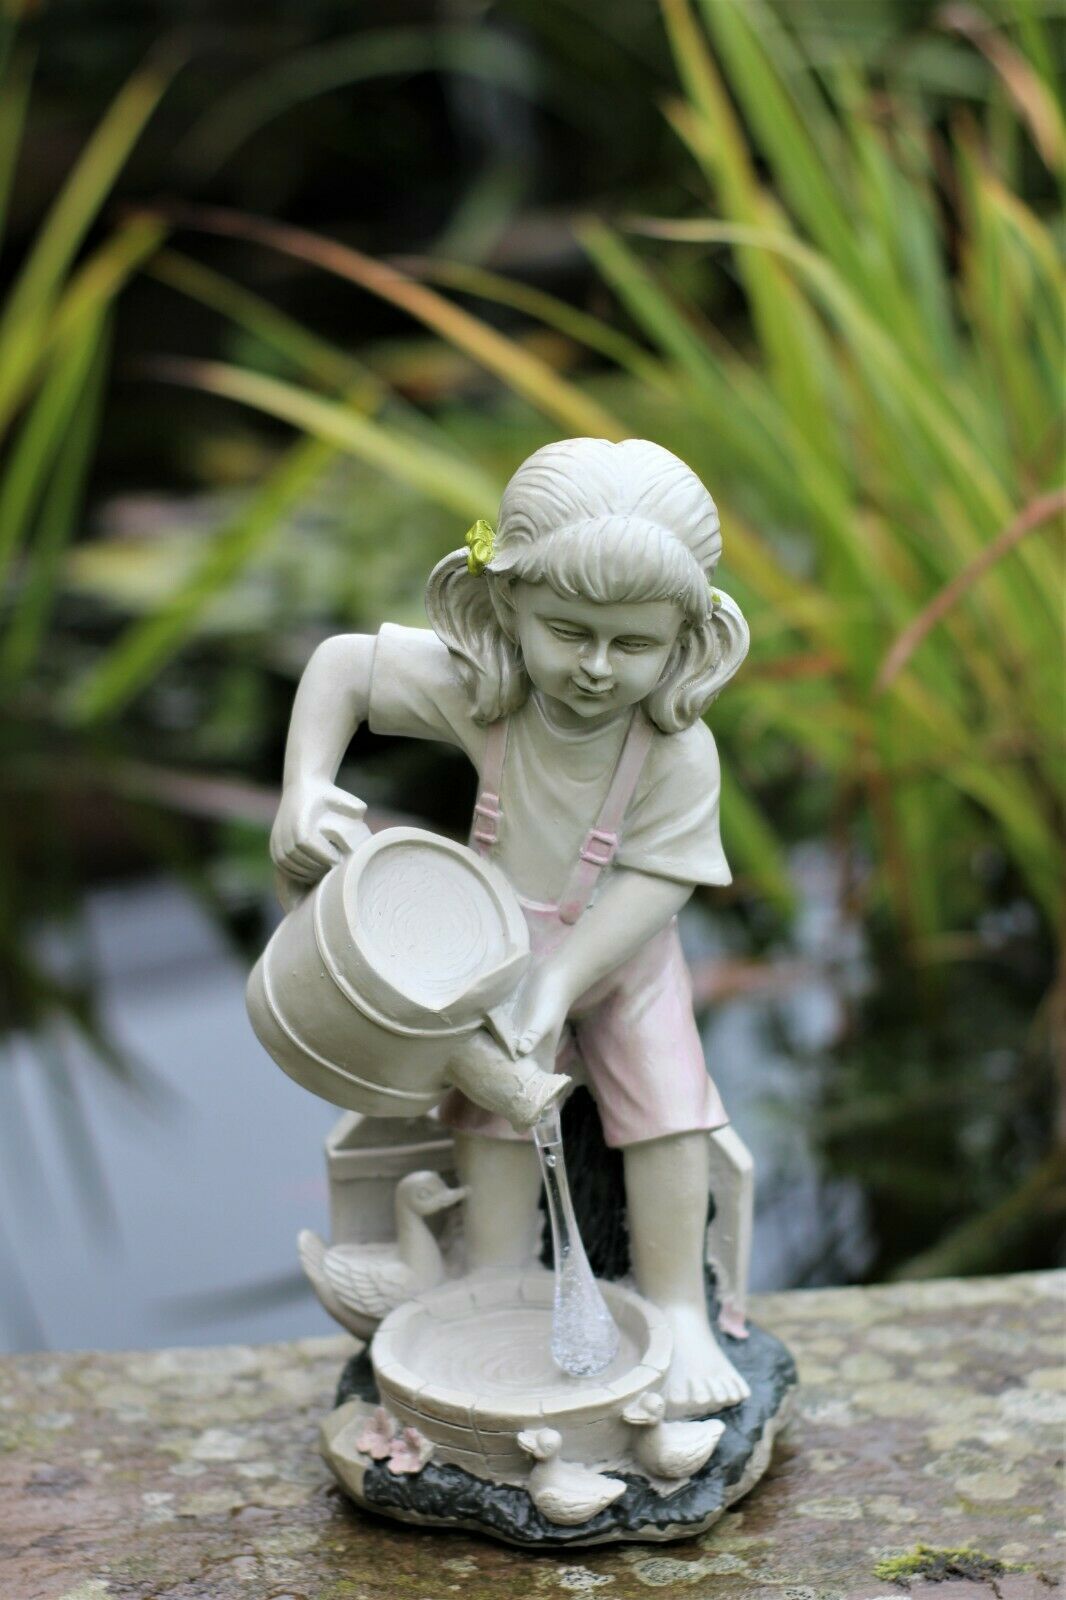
[706,589,749,698]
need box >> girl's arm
[514,867,692,1060]
[271,634,376,884]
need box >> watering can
[246,826,569,1129]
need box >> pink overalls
[438,710,729,1149]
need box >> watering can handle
[274,793,371,912]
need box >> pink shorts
[439,912,728,1149]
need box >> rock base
[325,1312,796,1547]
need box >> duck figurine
[298,1170,467,1339]
[622,1390,725,1480]
[516,1427,626,1526]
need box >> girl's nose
[581,641,612,682]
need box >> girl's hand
[270,780,371,885]
[513,964,571,1075]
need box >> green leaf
[0,42,32,251]
[144,358,502,517]
[0,54,171,433]
[0,308,105,587]
[66,435,338,724]
[717,763,794,911]
[0,311,110,684]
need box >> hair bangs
[506,517,711,623]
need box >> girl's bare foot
[660,1303,751,1419]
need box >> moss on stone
[873,1544,1026,1583]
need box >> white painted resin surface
[355,843,508,1008]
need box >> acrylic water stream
[534,1104,620,1376]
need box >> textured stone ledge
[1,1273,1062,1599]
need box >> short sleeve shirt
[368,623,731,904]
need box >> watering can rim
[326,825,531,1031]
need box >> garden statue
[247,437,796,1544]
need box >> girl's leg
[624,1131,751,1417]
[453,1132,543,1271]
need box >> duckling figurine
[298,1170,467,1339]
[516,1427,626,1526]
[621,1390,725,1480]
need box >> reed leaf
[143,357,501,518]
[165,205,628,443]
[718,766,793,911]
[0,309,106,586]
[0,309,110,684]
[398,257,670,392]
[148,249,370,396]
[0,40,31,250]
[67,434,338,724]
[0,54,171,433]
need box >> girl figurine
[272,438,752,1415]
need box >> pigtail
[424,549,529,725]
[645,589,749,733]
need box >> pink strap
[469,719,509,855]
[557,711,655,924]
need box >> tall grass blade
[940,4,1065,172]
[696,0,864,277]
[717,766,793,911]
[143,357,502,516]
[164,206,628,441]
[0,311,110,684]
[659,0,842,471]
[0,310,105,586]
[0,53,171,432]
[399,256,670,390]
[0,43,32,250]
[149,249,370,395]
[152,249,503,476]
[877,489,1066,691]
[45,214,167,356]
[67,434,338,724]
[629,218,1027,539]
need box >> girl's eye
[546,623,587,642]
[615,637,654,653]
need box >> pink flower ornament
[353,1407,434,1475]
[354,1406,396,1460]
[386,1426,434,1475]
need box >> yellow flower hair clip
[465,519,496,574]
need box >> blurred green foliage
[0,0,1063,1284]
[53,0,1062,948]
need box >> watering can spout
[448,1031,571,1132]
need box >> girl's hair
[425,437,748,732]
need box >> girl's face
[511,581,684,726]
